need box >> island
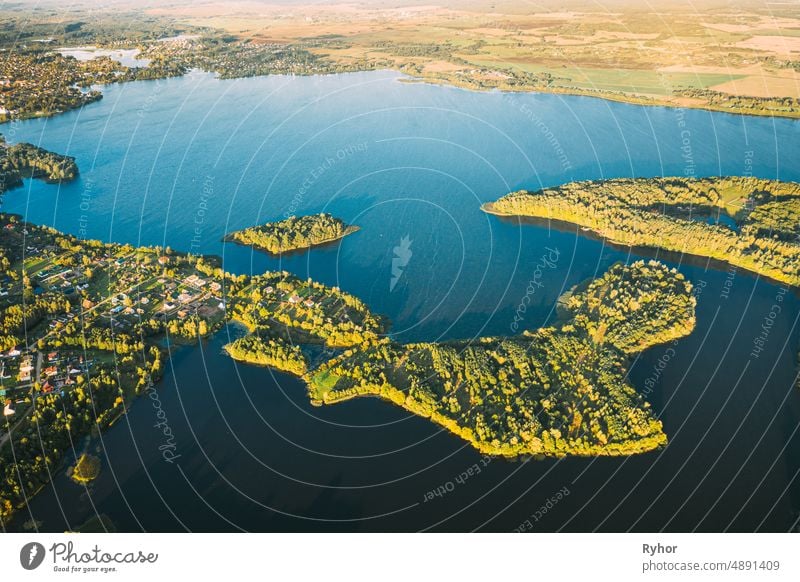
[483,177,800,287]
[0,144,701,523]
[224,213,360,255]
[69,453,101,485]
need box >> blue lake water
[3,70,800,532]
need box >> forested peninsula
[483,177,800,287]
[224,213,359,255]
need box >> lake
[3,70,799,532]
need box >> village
[0,212,381,461]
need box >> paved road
[35,351,42,384]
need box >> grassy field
[145,0,800,115]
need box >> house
[19,369,31,382]
[19,357,34,373]
[82,298,94,310]
[41,381,54,394]
[209,282,222,293]
[3,399,14,416]
[288,295,301,304]
[157,256,170,265]
[264,286,274,294]
[304,299,315,308]
[47,352,58,361]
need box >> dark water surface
[3,70,799,532]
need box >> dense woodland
[225,335,308,376]
[309,261,696,457]
[0,135,78,194]
[69,453,101,485]
[485,177,800,286]
[226,213,359,255]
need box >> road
[0,406,32,450]
[34,351,42,384]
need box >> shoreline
[481,178,800,289]
[223,225,360,257]
[401,75,800,121]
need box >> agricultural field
[145,0,800,116]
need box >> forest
[484,176,800,287]
[69,453,101,485]
[308,261,696,458]
[225,213,360,255]
[0,135,78,194]
[0,208,378,524]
